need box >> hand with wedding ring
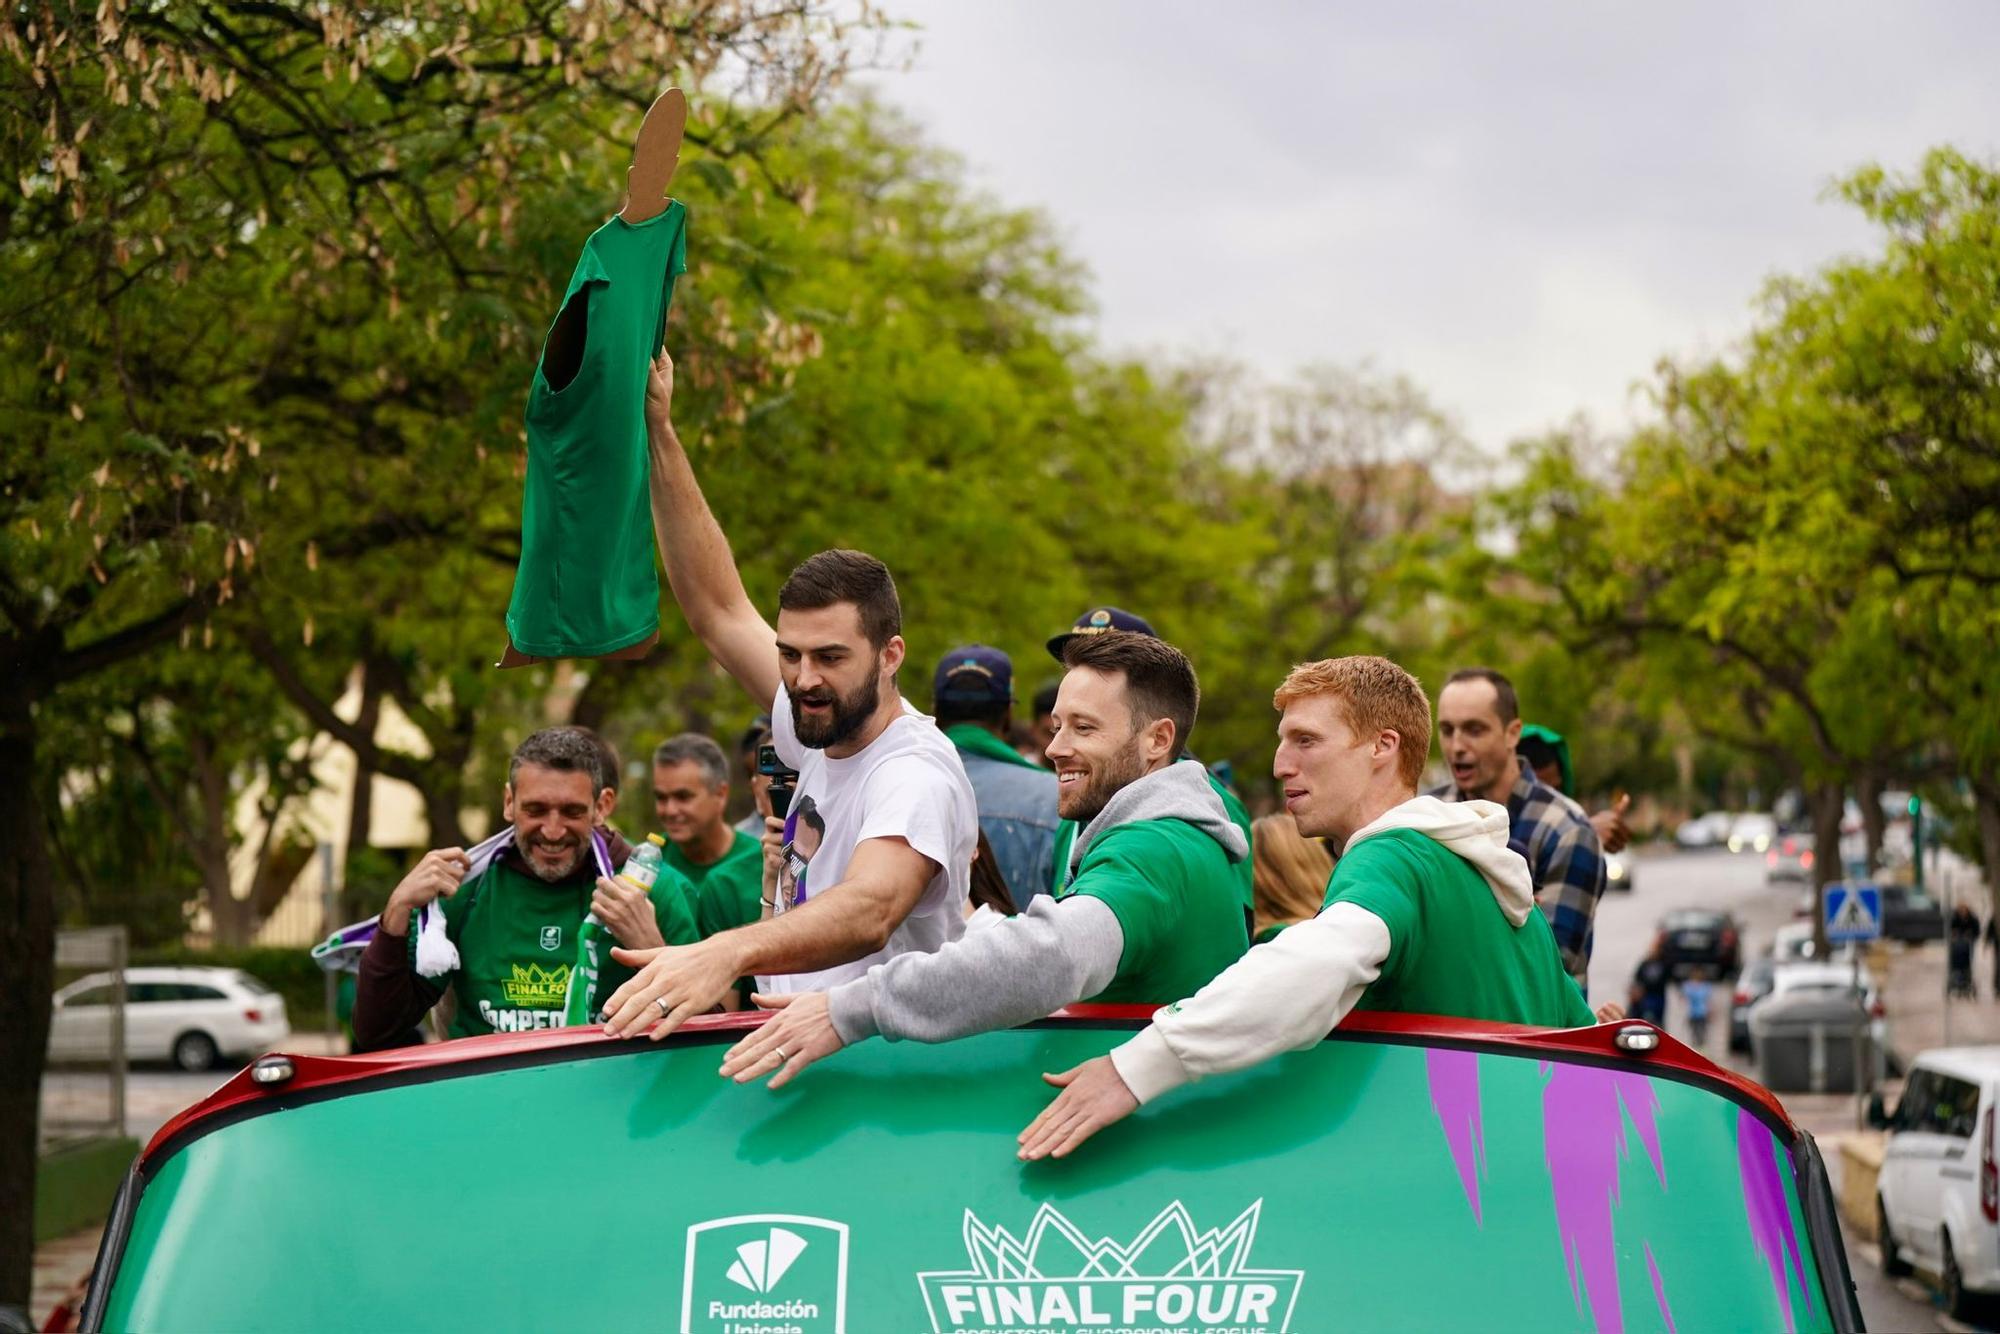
[717,992,844,1090]
[599,938,745,1039]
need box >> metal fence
[41,925,129,1149]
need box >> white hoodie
[1110,795,1532,1104]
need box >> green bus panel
[100,1026,1836,1333]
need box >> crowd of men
[355,348,1617,1156]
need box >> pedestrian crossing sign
[1824,883,1882,943]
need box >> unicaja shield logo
[682,1214,847,1334]
[918,1200,1303,1333]
[728,1226,806,1292]
[539,924,562,951]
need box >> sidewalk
[30,1227,99,1332]
[32,1031,352,1329]
[1801,936,2000,1332]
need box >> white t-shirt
[758,683,978,993]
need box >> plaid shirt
[1429,758,1606,984]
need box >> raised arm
[644,352,781,705]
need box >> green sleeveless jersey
[505,203,689,659]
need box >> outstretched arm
[715,895,1125,1088]
[599,836,939,1039]
[644,352,781,706]
[1017,904,1390,1160]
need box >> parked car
[48,967,290,1072]
[1770,959,1884,1017]
[1767,833,1817,884]
[1728,813,1779,854]
[1654,909,1740,980]
[1772,921,1820,963]
[1603,848,1635,892]
[1873,1046,2000,1320]
[1729,957,1778,1053]
[1674,811,1734,849]
[1880,883,1946,943]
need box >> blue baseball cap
[1046,606,1157,662]
[933,644,1014,705]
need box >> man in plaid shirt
[1428,668,1606,987]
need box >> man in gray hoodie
[1019,654,1593,1162]
[719,632,1249,1088]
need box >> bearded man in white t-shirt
[600,353,979,1039]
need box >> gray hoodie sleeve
[826,895,1125,1045]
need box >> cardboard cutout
[500,88,690,667]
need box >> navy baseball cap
[933,644,1014,705]
[1046,606,1157,662]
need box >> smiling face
[503,763,597,882]
[652,759,728,850]
[1043,666,1174,824]
[1272,694,1411,846]
[1437,677,1522,803]
[776,602,904,754]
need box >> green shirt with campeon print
[429,852,699,1038]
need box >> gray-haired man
[653,733,767,946]
[354,726,699,1049]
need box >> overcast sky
[860,3,2000,452]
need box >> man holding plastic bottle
[353,726,698,1049]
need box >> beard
[520,832,586,883]
[1058,736,1149,825]
[792,666,882,750]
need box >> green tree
[0,2,883,1304]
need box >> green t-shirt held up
[662,830,765,939]
[505,203,690,660]
[433,854,699,1038]
[1327,828,1592,1029]
[1057,818,1247,1005]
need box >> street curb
[1855,1241,1979,1333]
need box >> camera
[757,744,801,819]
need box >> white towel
[413,829,514,978]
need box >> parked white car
[48,967,290,1072]
[1875,1047,2000,1320]
[1675,811,1735,849]
[1728,812,1779,854]
[1772,921,1819,964]
[1772,959,1880,1007]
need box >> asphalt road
[1594,846,1969,1332]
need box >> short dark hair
[511,726,610,793]
[1444,668,1519,724]
[778,549,901,649]
[935,674,1010,730]
[592,732,622,794]
[1516,731,1561,776]
[652,734,729,789]
[1032,682,1060,718]
[1061,631,1200,760]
